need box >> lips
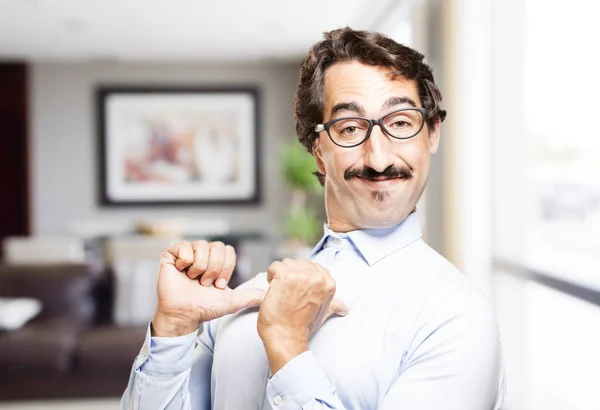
[357,176,404,187]
[368,176,396,181]
[359,176,403,182]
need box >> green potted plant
[279,140,324,258]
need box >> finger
[266,260,285,283]
[215,245,236,289]
[327,298,349,318]
[296,258,316,272]
[299,260,326,282]
[166,241,194,272]
[201,241,226,286]
[311,261,336,292]
[159,251,176,266]
[226,288,266,314]
[311,261,331,277]
[286,258,309,271]
[187,240,209,279]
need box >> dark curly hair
[294,27,446,184]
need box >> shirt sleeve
[120,319,219,410]
[380,286,506,410]
[265,351,346,409]
[264,287,505,410]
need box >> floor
[0,399,120,410]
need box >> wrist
[260,327,309,375]
[151,311,199,337]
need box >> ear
[428,119,441,154]
[312,137,326,175]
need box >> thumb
[328,298,349,318]
[227,288,266,314]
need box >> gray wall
[30,61,300,236]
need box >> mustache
[344,165,413,181]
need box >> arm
[120,240,264,410]
[120,320,217,410]
[257,258,349,409]
[379,287,505,410]
[262,287,505,410]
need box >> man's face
[313,61,440,231]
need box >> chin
[354,211,407,230]
[353,195,415,229]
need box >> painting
[97,87,260,205]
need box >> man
[122,28,505,409]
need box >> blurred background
[0,0,599,409]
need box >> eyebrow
[381,96,417,111]
[330,101,365,118]
[329,96,418,119]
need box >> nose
[362,124,395,172]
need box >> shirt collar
[310,212,422,266]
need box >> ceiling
[0,0,412,62]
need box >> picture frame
[97,86,261,206]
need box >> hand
[257,258,349,374]
[152,240,265,337]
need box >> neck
[325,208,417,234]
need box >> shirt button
[333,237,341,244]
[142,345,149,356]
[273,395,283,405]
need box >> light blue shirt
[122,212,505,409]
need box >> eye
[342,126,359,135]
[331,119,369,140]
[391,120,411,129]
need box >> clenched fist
[152,240,265,337]
[257,258,349,375]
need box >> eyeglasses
[314,107,427,148]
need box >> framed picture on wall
[97,86,260,206]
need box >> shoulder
[402,243,500,355]
[387,240,471,304]
[409,285,501,361]
[412,240,469,287]
[427,286,497,330]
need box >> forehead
[323,61,420,113]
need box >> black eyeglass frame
[314,107,427,148]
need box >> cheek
[398,138,430,170]
[324,149,361,179]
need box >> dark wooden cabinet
[0,62,30,255]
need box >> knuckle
[211,241,225,249]
[180,254,193,264]
[308,275,323,288]
[193,239,208,248]
[268,261,286,279]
